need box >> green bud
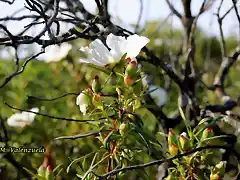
[210,173,220,180]
[92,75,101,93]
[179,132,190,151]
[201,127,214,140]
[213,161,226,176]
[168,144,178,156]
[119,123,129,137]
[168,128,177,146]
[125,60,137,77]
[45,165,54,180]
[37,165,46,177]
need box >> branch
[216,0,227,58]
[0,0,14,4]
[181,0,192,18]
[165,0,182,19]
[54,130,107,140]
[27,92,79,101]
[232,0,240,25]
[0,51,44,89]
[5,102,97,123]
[3,153,31,179]
[213,47,240,103]
[27,0,60,41]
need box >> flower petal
[76,92,89,115]
[106,33,127,60]
[7,108,39,127]
[90,39,112,64]
[125,34,150,58]
[79,46,105,66]
[80,104,87,115]
[43,43,72,62]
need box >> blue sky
[0,0,239,38]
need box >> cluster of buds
[210,161,226,180]
[76,76,102,115]
[168,129,191,155]
[124,58,137,86]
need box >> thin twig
[5,102,97,123]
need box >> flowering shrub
[6,34,233,180]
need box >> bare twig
[0,51,44,88]
[54,130,107,140]
[27,92,79,101]
[5,102,97,123]
[165,0,182,19]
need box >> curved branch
[5,102,97,123]
[165,0,182,19]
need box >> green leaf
[66,151,96,173]
[23,167,45,180]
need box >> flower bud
[37,165,46,177]
[125,57,132,63]
[92,75,101,93]
[201,127,214,140]
[213,161,226,177]
[45,165,54,180]
[124,75,134,86]
[76,90,90,115]
[168,128,177,146]
[210,173,220,180]
[93,94,100,101]
[168,144,178,156]
[119,123,129,137]
[125,60,137,77]
[179,132,190,151]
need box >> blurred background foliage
[0,19,240,179]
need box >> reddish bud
[124,75,134,86]
[130,60,137,66]
[87,87,92,94]
[168,128,177,146]
[168,128,174,135]
[93,94,100,101]
[210,174,220,180]
[168,144,178,156]
[206,127,213,132]
[201,127,214,140]
[47,165,52,172]
[125,57,131,62]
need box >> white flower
[41,43,72,62]
[7,108,39,127]
[79,33,150,66]
[76,91,90,115]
